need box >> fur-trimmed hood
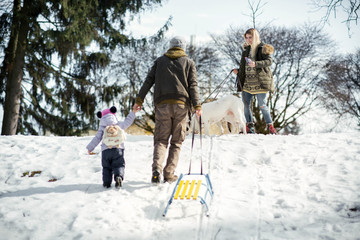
[261,43,274,55]
[243,42,274,55]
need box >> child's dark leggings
[101,148,125,186]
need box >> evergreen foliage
[0,0,165,135]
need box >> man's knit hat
[169,36,186,50]
[96,106,117,118]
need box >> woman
[232,28,277,134]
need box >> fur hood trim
[262,44,274,55]
[243,42,274,55]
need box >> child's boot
[115,176,123,188]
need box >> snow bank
[0,133,359,239]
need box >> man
[134,36,202,183]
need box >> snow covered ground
[0,132,359,240]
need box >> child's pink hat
[96,106,117,118]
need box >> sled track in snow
[195,136,215,240]
[254,144,272,239]
[209,135,268,240]
[196,136,223,240]
[145,183,172,239]
[256,167,263,240]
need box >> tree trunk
[1,0,30,135]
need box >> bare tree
[312,0,360,33]
[317,49,360,126]
[244,0,268,28]
[107,37,226,133]
[211,27,244,67]
[188,43,227,101]
[103,38,169,134]
[212,24,333,134]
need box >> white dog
[190,94,246,135]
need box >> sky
[128,0,360,53]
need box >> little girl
[87,106,138,188]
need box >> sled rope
[202,70,233,104]
[189,115,203,175]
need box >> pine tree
[0,0,165,135]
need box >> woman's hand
[232,68,238,74]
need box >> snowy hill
[0,133,359,240]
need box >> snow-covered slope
[0,133,359,240]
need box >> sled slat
[180,180,190,199]
[193,180,202,200]
[186,180,196,199]
[174,180,184,200]
[163,174,214,217]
